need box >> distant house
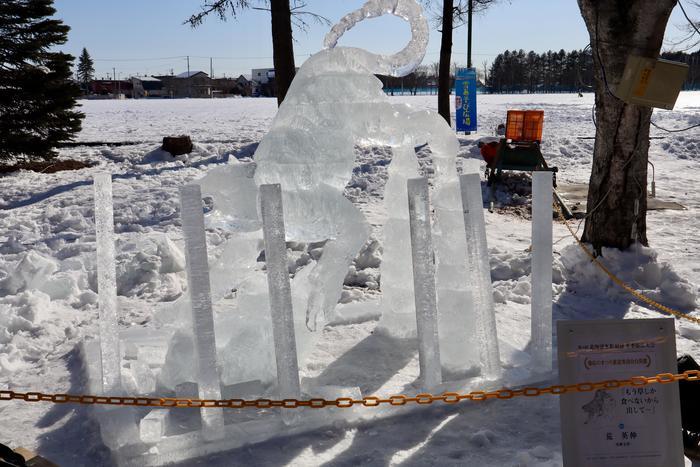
[250,67,300,97]
[252,68,275,85]
[155,71,212,98]
[210,75,252,97]
[89,79,133,98]
[137,76,164,98]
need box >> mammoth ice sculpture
[158,0,490,393]
[254,0,483,374]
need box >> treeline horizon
[376,48,700,95]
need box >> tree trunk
[270,0,296,106]
[577,0,676,251]
[438,0,453,126]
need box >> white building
[251,68,275,84]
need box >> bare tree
[577,0,677,250]
[186,0,328,105]
[423,0,499,125]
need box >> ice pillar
[179,184,224,440]
[407,177,442,389]
[259,184,301,401]
[378,144,420,336]
[459,173,501,378]
[93,173,122,393]
[531,172,553,372]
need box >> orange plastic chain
[1,371,698,410]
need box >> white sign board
[557,318,683,467]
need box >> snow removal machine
[479,109,572,217]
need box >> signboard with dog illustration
[557,319,683,467]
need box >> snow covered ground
[0,93,699,466]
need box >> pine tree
[77,47,94,93]
[0,0,83,162]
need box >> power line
[93,56,188,62]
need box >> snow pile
[115,234,186,301]
[560,244,697,310]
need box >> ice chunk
[407,177,442,389]
[140,410,169,444]
[259,184,301,401]
[179,184,224,440]
[131,361,156,394]
[531,172,553,372]
[98,408,139,450]
[93,173,122,393]
[459,173,501,378]
[199,162,260,232]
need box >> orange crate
[505,110,544,142]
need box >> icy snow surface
[0,92,698,466]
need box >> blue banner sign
[455,67,477,132]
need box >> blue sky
[53,0,696,79]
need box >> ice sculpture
[254,0,480,377]
[93,173,121,393]
[84,1,522,464]
[531,172,553,371]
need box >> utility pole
[467,0,473,69]
[187,55,191,98]
[113,67,117,99]
[210,57,214,98]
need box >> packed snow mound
[560,244,697,310]
[488,247,565,305]
[115,234,187,301]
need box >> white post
[179,184,224,440]
[459,173,501,378]
[93,173,122,393]
[531,172,553,372]
[259,184,301,402]
[407,177,442,389]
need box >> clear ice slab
[407,177,442,389]
[93,173,122,393]
[530,172,553,372]
[179,184,225,440]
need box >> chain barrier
[555,204,700,325]
[0,371,698,410]
[2,204,697,412]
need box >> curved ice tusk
[323,0,429,77]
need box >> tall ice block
[179,184,224,440]
[259,184,301,401]
[93,173,122,393]
[459,173,501,378]
[531,172,553,372]
[407,177,442,389]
